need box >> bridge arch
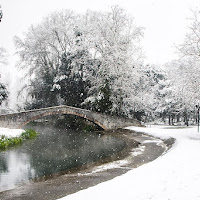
[20,109,107,130]
[0,105,141,130]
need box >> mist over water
[0,124,127,192]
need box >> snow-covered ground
[0,127,24,138]
[59,125,200,200]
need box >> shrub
[0,129,39,151]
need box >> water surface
[0,124,127,192]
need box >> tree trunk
[168,114,171,125]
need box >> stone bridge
[0,105,141,130]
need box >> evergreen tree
[88,78,113,114]
[25,67,58,109]
[53,50,91,107]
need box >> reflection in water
[0,151,35,192]
[0,154,8,173]
[0,125,127,192]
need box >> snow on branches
[15,6,144,115]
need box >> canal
[0,122,129,192]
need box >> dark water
[0,125,127,192]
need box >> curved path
[0,130,174,200]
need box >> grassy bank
[0,129,39,151]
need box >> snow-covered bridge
[0,105,141,130]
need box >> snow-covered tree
[166,58,200,110]
[131,64,176,122]
[15,7,144,115]
[178,10,200,61]
[175,9,200,101]
[53,49,91,107]
[157,9,200,125]
[0,47,9,107]
[82,6,144,115]
[15,10,79,108]
[168,10,200,111]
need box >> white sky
[0,0,200,66]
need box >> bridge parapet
[0,105,141,130]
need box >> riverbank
[0,128,171,200]
[59,125,200,200]
[0,129,39,150]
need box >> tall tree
[131,64,175,122]
[166,59,200,110]
[167,10,200,111]
[53,49,91,107]
[15,10,78,109]
[82,6,144,115]
[15,7,144,116]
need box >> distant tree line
[162,9,200,125]
[13,7,200,124]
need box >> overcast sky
[0,0,200,66]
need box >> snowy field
[58,125,200,200]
